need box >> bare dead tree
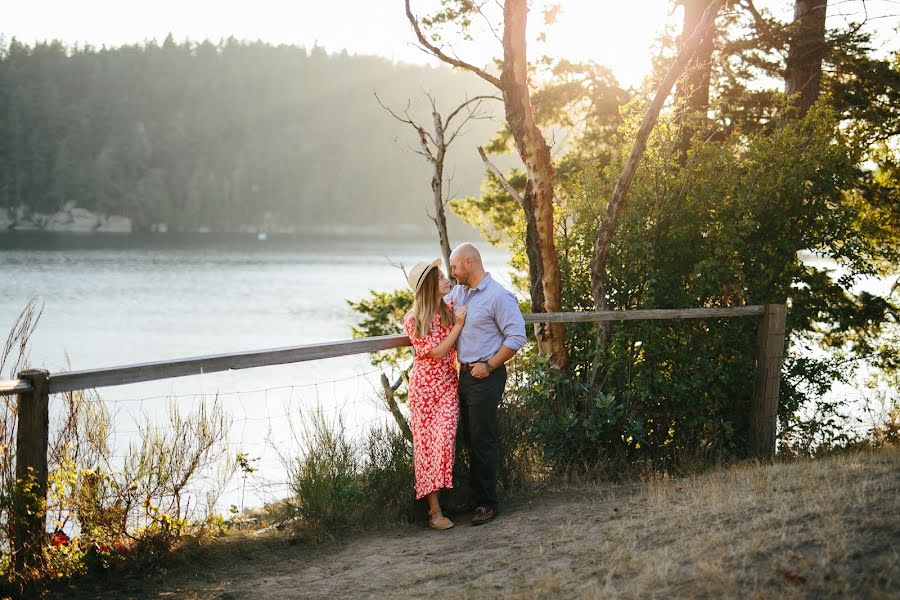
[589,0,725,386]
[376,92,497,279]
[406,0,570,369]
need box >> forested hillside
[0,36,499,233]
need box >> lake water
[0,232,515,514]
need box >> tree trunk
[430,110,454,281]
[676,0,716,157]
[501,0,568,369]
[785,0,828,118]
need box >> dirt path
[71,448,899,599]
[135,489,628,599]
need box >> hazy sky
[4,1,898,89]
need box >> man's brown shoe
[471,506,497,526]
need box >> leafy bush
[287,410,360,537]
[360,425,415,522]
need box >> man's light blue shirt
[445,273,527,364]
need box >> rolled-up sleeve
[496,291,526,351]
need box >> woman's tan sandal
[428,509,454,530]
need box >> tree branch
[445,95,499,146]
[741,0,787,54]
[590,0,725,305]
[376,91,438,161]
[381,373,412,443]
[405,0,503,89]
[477,145,524,207]
[477,2,504,45]
[374,92,415,126]
[415,125,437,162]
[445,94,501,128]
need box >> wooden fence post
[12,369,50,578]
[750,304,786,460]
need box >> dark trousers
[458,365,506,510]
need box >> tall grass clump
[284,408,413,540]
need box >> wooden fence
[0,304,786,575]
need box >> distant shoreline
[0,224,445,239]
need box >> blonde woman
[403,259,466,530]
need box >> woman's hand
[454,304,467,327]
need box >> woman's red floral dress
[404,302,459,499]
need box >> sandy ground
[66,447,899,599]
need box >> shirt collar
[471,272,492,292]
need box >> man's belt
[460,362,503,374]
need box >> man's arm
[494,290,527,353]
[472,291,527,378]
[486,344,517,369]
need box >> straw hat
[407,258,442,294]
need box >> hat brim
[410,258,442,294]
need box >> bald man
[445,243,526,526]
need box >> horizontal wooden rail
[0,379,34,397]
[525,306,764,323]
[0,306,766,395]
[48,334,412,394]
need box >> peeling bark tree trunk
[785,0,828,118]
[676,0,716,157]
[589,0,723,385]
[501,0,568,369]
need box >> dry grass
[67,447,899,599]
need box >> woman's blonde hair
[410,268,452,338]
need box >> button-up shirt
[444,273,527,364]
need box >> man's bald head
[450,243,482,262]
[449,242,485,286]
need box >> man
[445,243,526,526]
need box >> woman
[403,259,466,530]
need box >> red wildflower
[50,531,70,547]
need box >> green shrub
[287,410,361,537]
[285,409,417,538]
[360,425,414,522]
